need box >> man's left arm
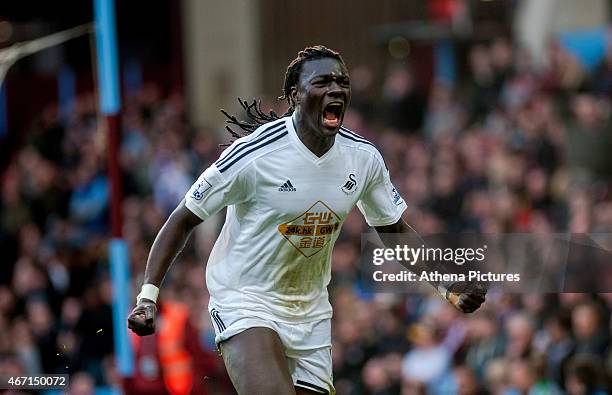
[375,218,487,313]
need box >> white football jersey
[185,116,406,322]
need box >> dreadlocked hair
[219,98,286,145]
[220,45,345,143]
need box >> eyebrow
[310,73,349,82]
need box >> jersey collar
[287,115,338,165]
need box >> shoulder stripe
[340,126,366,139]
[216,122,286,167]
[338,130,377,148]
[215,118,284,164]
[340,126,376,146]
[338,128,388,170]
[218,130,288,173]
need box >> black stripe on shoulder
[218,130,288,173]
[338,130,388,169]
[295,380,328,394]
[338,130,376,148]
[340,126,367,139]
[339,127,377,147]
[216,120,286,167]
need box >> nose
[327,81,345,98]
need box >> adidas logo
[278,180,296,192]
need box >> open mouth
[322,102,344,129]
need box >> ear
[290,86,300,105]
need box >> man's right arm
[129,145,254,336]
[142,200,203,287]
[128,200,202,336]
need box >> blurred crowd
[2,35,612,394]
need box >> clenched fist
[127,299,157,336]
[444,282,487,313]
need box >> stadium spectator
[564,355,609,395]
[572,301,610,356]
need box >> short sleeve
[184,163,252,220]
[357,157,407,227]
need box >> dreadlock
[220,45,346,143]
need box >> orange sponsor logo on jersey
[278,224,315,236]
[303,211,334,225]
[278,201,341,257]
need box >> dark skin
[128,57,485,394]
[290,57,351,157]
[127,199,201,337]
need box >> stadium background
[1,0,612,394]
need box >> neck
[292,110,335,157]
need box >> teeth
[324,102,343,124]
